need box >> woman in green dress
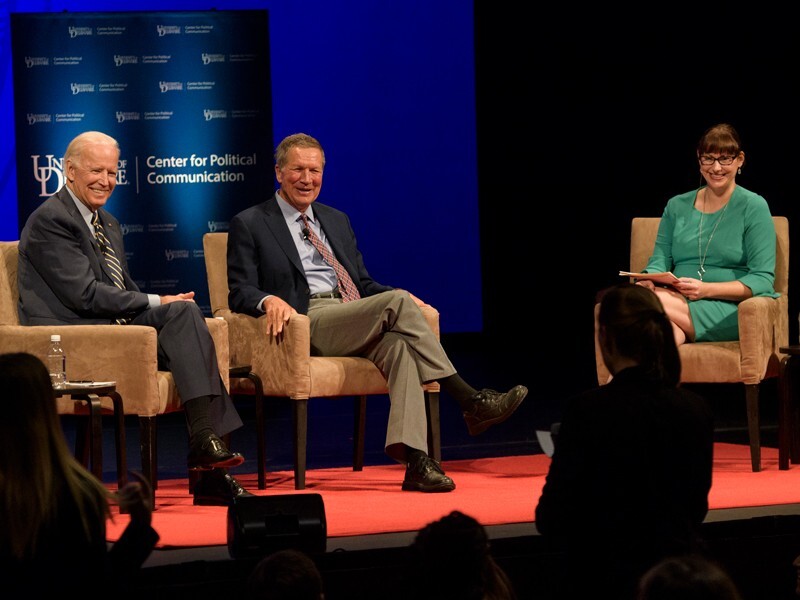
[637,123,777,344]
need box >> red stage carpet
[106,443,800,549]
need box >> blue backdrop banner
[11,10,272,315]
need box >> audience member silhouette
[396,510,517,600]
[636,554,743,600]
[535,283,715,599]
[245,548,325,600]
[0,352,159,597]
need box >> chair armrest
[206,317,229,390]
[217,309,312,399]
[0,324,162,414]
[418,304,441,391]
[738,295,788,380]
[223,301,443,398]
[419,304,440,339]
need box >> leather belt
[309,290,342,299]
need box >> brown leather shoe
[401,454,455,492]
[463,385,528,435]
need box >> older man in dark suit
[227,132,528,493]
[18,130,250,505]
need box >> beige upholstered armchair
[202,232,442,490]
[595,217,790,472]
[0,241,230,498]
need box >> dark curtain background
[474,8,798,428]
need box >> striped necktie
[92,212,129,324]
[299,214,360,303]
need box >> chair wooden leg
[249,373,266,490]
[74,417,90,468]
[779,356,793,470]
[294,399,308,490]
[788,359,800,465]
[793,386,800,465]
[73,397,104,480]
[85,395,104,481]
[229,367,267,489]
[745,383,761,472]
[425,391,441,462]
[110,392,128,489]
[139,416,158,504]
[353,395,367,471]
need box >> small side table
[54,382,127,489]
[778,346,800,470]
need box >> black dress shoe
[401,454,455,492]
[187,434,245,470]
[463,385,528,436]
[193,469,254,506]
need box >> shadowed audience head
[0,350,158,600]
[408,510,517,600]
[0,351,62,470]
[246,548,324,600]
[636,554,742,600]
[597,282,681,385]
[0,351,101,559]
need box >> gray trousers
[308,290,456,460]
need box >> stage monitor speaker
[227,493,327,559]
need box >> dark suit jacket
[534,366,715,599]
[18,187,149,325]
[227,194,393,316]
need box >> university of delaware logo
[31,155,129,197]
[68,26,92,38]
[164,249,189,261]
[70,83,95,95]
[31,155,65,198]
[159,81,183,93]
[207,220,228,232]
[156,25,181,36]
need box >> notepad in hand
[619,271,679,285]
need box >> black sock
[405,447,426,464]
[438,374,478,410]
[184,396,214,447]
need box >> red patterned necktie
[299,214,360,302]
